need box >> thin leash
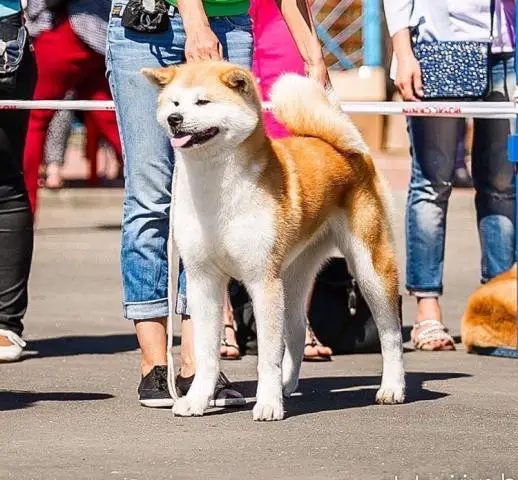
[166,181,180,402]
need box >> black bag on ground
[231,257,401,355]
[229,280,257,355]
[309,257,402,354]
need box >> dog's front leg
[172,270,227,417]
[247,277,285,421]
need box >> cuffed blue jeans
[106,3,252,319]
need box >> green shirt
[165,0,249,17]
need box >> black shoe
[453,167,473,188]
[175,371,195,397]
[175,371,246,408]
[138,365,173,408]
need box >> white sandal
[0,329,26,362]
[411,320,456,351]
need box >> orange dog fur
[461,264,518,351]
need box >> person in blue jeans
[384,0,516,350]
[106,0,252,406]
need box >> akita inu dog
[143,61,405,421]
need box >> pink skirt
[250,0,305,139]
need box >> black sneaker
[175,371,246,408]
[137,365,173,408]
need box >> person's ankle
[416,297,442,323]
[180,359,195,378]
[141,360,166,377]
[223,323,237,343]
[180,363,196,378]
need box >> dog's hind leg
[246,276,286,421]
[172,270,228,417]
[330,204,405,405]
[281,237,332,398]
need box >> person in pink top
[223,0,333,360]
[250,0,304,138]
[251,0,328,137]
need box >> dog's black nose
[167,113,183,128]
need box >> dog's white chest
[172,158,275,280]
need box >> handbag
[412,0,495,99]
[308,257,402,354]
[0,18,27,94]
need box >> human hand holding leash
[177,0,223,61]
[185,26,223,62]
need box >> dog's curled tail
[269,74,368,156]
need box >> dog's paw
[375,384,405,405]
[172,396,207,417]
[253,399,285,421]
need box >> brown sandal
[220,325,241,360]
[303,328,332,362]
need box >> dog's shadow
[212,371,470,419]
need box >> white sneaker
[0,329,26,362]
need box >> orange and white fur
[462,264,517,351]
[143,61,405,421]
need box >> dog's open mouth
[170,127,220,149]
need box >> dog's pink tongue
[171,135,192,148]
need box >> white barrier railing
[0,99,517,118]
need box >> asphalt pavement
[1,186,516,480]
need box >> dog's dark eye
[196,99,210,106]
[173,101,179,107]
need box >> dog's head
[142,61,262,154]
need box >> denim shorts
[106,2,252,319]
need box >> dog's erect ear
[141,66,176,88]
[221,67,253,96]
